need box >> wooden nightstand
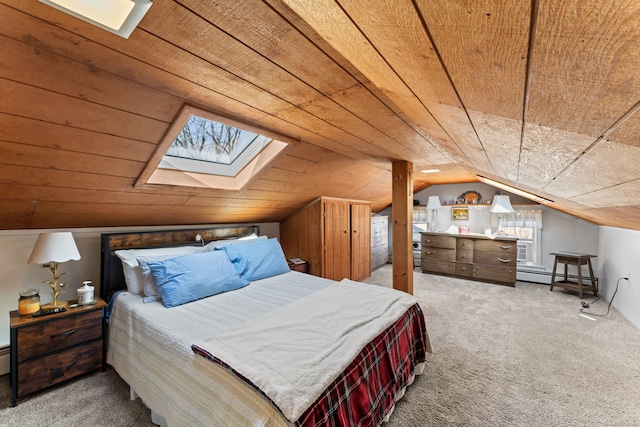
[9,298,107,406]
[288,260,308,273]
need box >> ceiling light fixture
[476,175,554,205]
[39,0,152,38]
[420,168,441,174]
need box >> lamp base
[41,300,68,310]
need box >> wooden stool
[549,252,597,298]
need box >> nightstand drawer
[17,339,103,397]
[17,310,102,362]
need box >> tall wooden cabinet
[280,197,371,281]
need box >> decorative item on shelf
[490,194,515,236]
[452,206,469,220]
[18,289,41,315]
[458,225,470,234]
[460,191,482,204]
[426,195,442,232]
[27,232,81,309]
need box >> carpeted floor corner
[2,265,639,426]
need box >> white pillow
[115,246,200,294]
[202,234,267,252]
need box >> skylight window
[135,105,289,190]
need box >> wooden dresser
[371,215,388,270]
[10,299,106,406]
[421,232,518,286]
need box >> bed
[101,226,432,426]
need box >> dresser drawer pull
[50,328,77,338]
[498,258,513,263]
[498,245,513,250]
[50,360,77,371]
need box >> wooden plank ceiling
[1,0,640,230]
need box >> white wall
[597,226,640,329]
[0,222,280,375]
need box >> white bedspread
[194,279,420,422]
[107,271,335,427]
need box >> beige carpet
[2,265,640,426]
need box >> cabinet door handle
[50,360,77,371]
[498,245,513,250]
[50,328,77,338]
[498,258,512,263]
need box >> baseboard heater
[517,269,598,286]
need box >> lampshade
[489,195,515,213]
[28,232,81,264]
[426,195,442,210]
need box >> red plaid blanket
[192,303,428,427]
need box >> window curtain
[493,209,543,228]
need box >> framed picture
[452,207,469,220]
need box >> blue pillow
[146,250,249,308]
[218,238,290,281]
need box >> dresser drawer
[17,339,103,397]
[456,262,474,277]
[422,247,456,261]
[456,238,474,251]
[474,251,516,267]
[473,239,516,254]
[422,259,456,275]
[457,248,473,263]
[17,310,102,362]
[422,234,456,249]
[473,265,515,284]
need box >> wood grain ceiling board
[416,0,530,182]
[570,179,640,208]
[603,107,640,147]
[278,0,469,164]
[140,0,424,166]
[180,0,358,97]
[1,81,167,143]
[527,0,640,138]
[5,3,393,172]
[519,123,595,189]
[544,139,640,200]
[335,0,493,172]
[327,86,452,165]
[417,0,529,120]
[0,115,156,161]
[467,111,521,183]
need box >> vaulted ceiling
[1,0,640,230]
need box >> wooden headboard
[100,225,260,302]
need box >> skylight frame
[135,104,293,191]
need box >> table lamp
[426,195,442,232]
[27,232,81,309]
[490,195,514,236]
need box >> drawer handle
[51,328,77,338]
[499,245,513,250]
[50,360,77,371]
[426,251,435,255]
[498,258,513,263]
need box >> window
[494,210,543,268]
[135,104,289,190]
